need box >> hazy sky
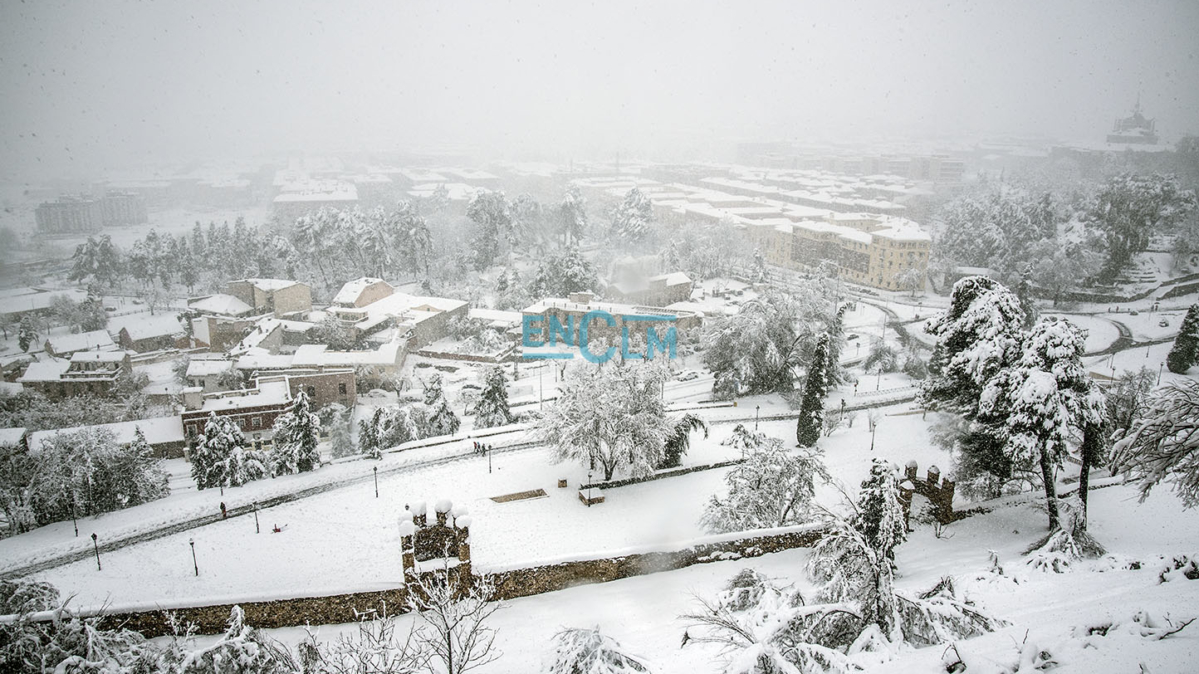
[1,0,1197,180]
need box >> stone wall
[96,525,826,638]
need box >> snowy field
[207,484,1199,674]
[26,400,951,611]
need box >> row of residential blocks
[35,192,148,234]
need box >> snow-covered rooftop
[189,294,254,316]
[199,378,291,411]
[45,330,117,355]
[186,359,234,378]
[110,313,186,341]
[70,350,127,364]
[291,342,404,368]
[28,416,185,451]
[332,277,392,306]
[16,358,70,383]
[237,278,304,292]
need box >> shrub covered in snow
[545,627,652,674]
[701,437,826,534]
[1112,379,1199,508]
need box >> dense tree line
[0,427,169,537]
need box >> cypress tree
[796,334,829,447]
[1166,303,1199,374]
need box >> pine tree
[852,459,908,564]
[474,366,514,429]
[659,413,708,469]
[18,315,37,353]
[327,406,355,459]
[796,334,829,447]
[358,409,382,459]
[270,390,322,475]
[191,413,265,490]
[1166,303,1199,374]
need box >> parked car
[1130,310,1139,316]
[678,370,700,382]
[1159,319,1170,327]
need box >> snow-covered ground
[225,484,1199,674]
[26,400,949,611]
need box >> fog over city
[2,0,1198,179]
[3,3,1199,674]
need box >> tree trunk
[1078,422,1101,530]
[1039,449,1059,530]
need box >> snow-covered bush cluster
[0,426,169,536]
[690,461,1005,673]
[545,627,652,674]
[701,430,826,534]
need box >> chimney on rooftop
[568,291,595,305]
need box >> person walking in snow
[220,502,227,519]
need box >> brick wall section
[580,459,745,491]
[96,526,827,637]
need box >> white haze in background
[1,0,1197,180]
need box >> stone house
[225,279,312,317]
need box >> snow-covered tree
[24,427,168,526]
[1105,366,1157,434]
[922,276,1026,414]
[558,186,588,247]
[977,317,1094,530]
[1111,379,1199,508]
[701,438,825,534]
[1166,303,1199,374]
[537,364,672,481]
[750,248,766,283]
[17,315,37,353]
[467,190,511,270]
[611,187,653,245]
[406,565,502,674]
[863,339,900,375]
[796,334,829,447]
[192,412,266,490]
[183,605,298,673]
[1088,173,1197,282]
[270,389,323,476]
[852,459,908,564]
[546,627,651,674]
[324,403,356,459]
[313,314,356,350]
[659,413,708,469]
[474,366,514,429]
[702,291,831,399]
[423,374,460,437]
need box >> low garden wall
[93,525,827,637]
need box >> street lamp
[587,471,593,507]
[70,501,78,537]
[373,466,378,498]
[91,532,101,571]
[755,405,760,430]
[253,501,260,534]
[488,444,493,474]
[189,538,198,576]
[869,416,879,452]
[1158,362,1164,385]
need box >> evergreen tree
[474,366,514,429]
[358,409,382,460]
[429,383,460,436]
[1166,303,1199,374]
[852,459,908,564]
[467,190,511,270]
[191,413,265,490]
[324,404,355,459]
[270,390,322,475]
[17,315,38,353]
[796,334,829,447]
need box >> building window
[307,385,316,398]
[339,383,347,395]
[252,416,262,429]
[237,417,246,430]
[186,423,197,437]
